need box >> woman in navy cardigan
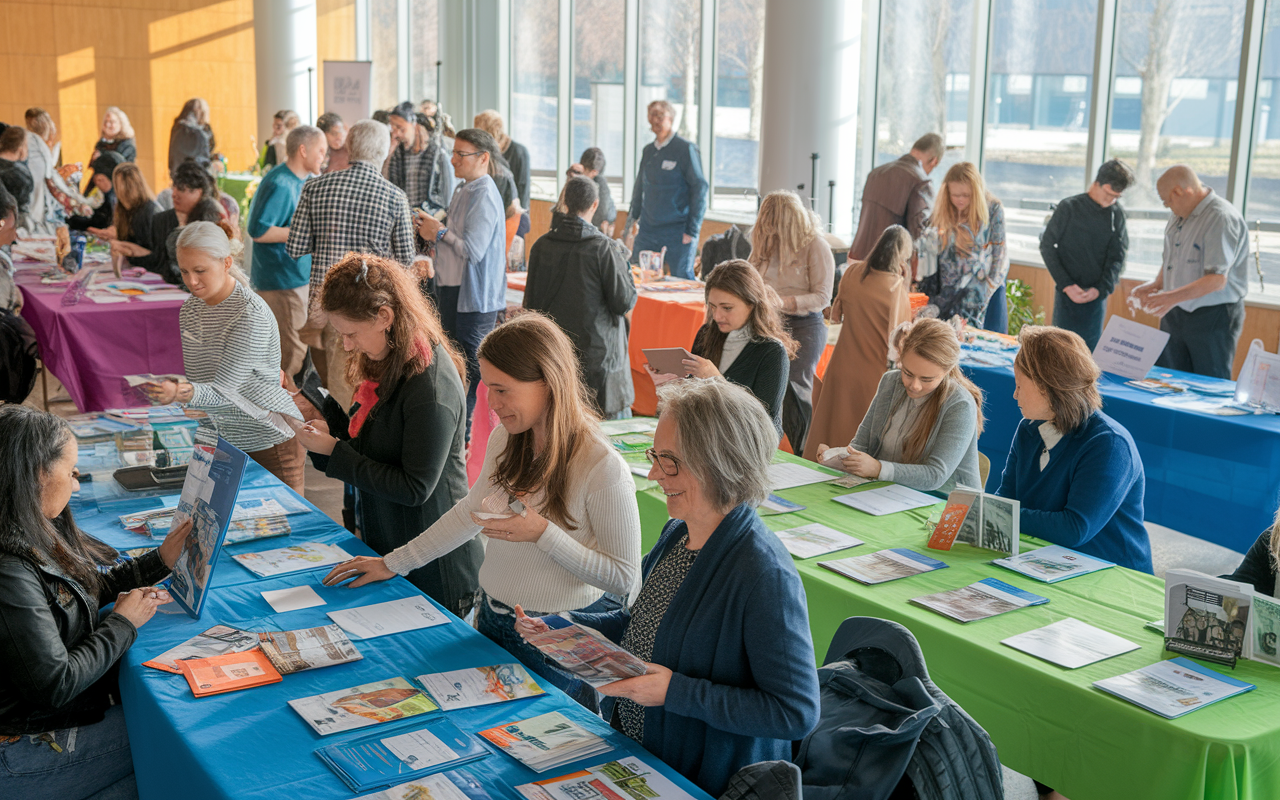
[995,325,1152,572]
[516,378,820,796]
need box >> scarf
[348,337,433,438]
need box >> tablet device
[643,347,694,376]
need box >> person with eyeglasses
[514,378,820,797]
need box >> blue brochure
[315,716,488,793]
[910,577,1050,623]
[166,436,248,618]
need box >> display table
[72,462,711,800]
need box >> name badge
[661,160,677,170]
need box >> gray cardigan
[851,370,981,495]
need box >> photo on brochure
[1163,569,1252,664]
[1251,594,1280,668]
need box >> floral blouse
[927,199,1007,327]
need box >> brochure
[143,625,259,674]
[1250,594,1280,668]
[818,548,949,585]
[757,494,807,516]
[326,596,450,639]
[416,664,544,710]
[524,619,648,687]
[1093,657,1255,718]
[256,625,363,674]
[1001,618,1141,668]
[516,757,697,800]
[355,770,498,800]
[231,541,351,578]
[223,515,292,545]
[832,484,942,516]
[599,417,658,436]
[926,487,979,551]
[288,677,440,736]
[926,486,1018,557]
[478,711,613,773]
[773,523,864,559]
[1163,569,1252,665]
[177,648,282,697]
[316,717,489,793]
[910,578,1049,623]
[768,461,843,491]
[993,545,1114,583]
[609,433,653,453]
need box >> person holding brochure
[0,405,193,797]
[295,254,482,618]
[515,378,821,797]
[321,314,642,712]
[817,317,984,495]
[995,325,1151,572]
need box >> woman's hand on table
[681,353,720,379]
[114,586,172,628]
[296,422,337,456]
[473,499,549,543]
[597,663,673,706]
[322,556,395,588]
[644,364,680,387]
[840,447,882,479]
[513,604,550,639]
[157,519,194,569]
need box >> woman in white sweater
[324,313,642,710]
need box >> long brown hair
[862,224,912,282]
[320,254,466,408]
[24,108,57,146]
[932,161,995,255]
[1013,325,1101,434]
[479,313,601,529]
[112,163,156,242]
[749,190,820,267]
[695,259,799,365]
[894,318,985,463]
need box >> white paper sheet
[1092,317,1170,380]
[833,484,942,516]
[261,585,326,613]
[767,462,840,491]
[1002,618,1140,669]
[326,596,449,639]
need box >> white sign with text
[323,61,372,122]
[1092,317,1169,380]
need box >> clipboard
[643,347,694,376]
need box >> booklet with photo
[316,716,489,793]
[516,757,698,800]
[832,484,942,517]
[256,625,363,674]
[993,545,1114,583]
[1093,657,1256,718]
[910,578,1049,623]
[1002,618,1141,669]
[1250,594,1280,668]
[818,548,949,585]
[143,625,259,673]
[773,523,864,559]
[524,618,648,687]
[354,770,499,800]
[326,596,450,639]
[288,677,440,736]
[478,711,613,773]
[757,494,807,516]
[231,541,351,578]
[926,486,1019,557]
[223,515,292,545]
[1163,569,1252,666]
[926,487,980,551]
[177,648,282,697]
[416,664,544,711]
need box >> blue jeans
[632,223,696,279]
[0,705,137,800]
[476,592,624,714]
[434,284,500,442]
[983,282,1008,334]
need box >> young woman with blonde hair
[91,106,137,165]
[922,161,1008,330]
[820,316,984,494]
[749,190,835,451]
[321,313,642,711]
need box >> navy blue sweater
[995,412,1152,572]
[628,135,708,237]
[574,504,820,797]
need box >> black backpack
[0,309,39,404]
[699,224,751,278]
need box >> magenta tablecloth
[16,268,185,411]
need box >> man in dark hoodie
[524,175,637,418]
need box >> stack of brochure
[143,625,258,673]
[819,548,949,585]
[1093,657,1255,718]
[910,578,1049,623]
[177,649,282,697]
[316,717,488,792]
[351,771,497,800]
[416,664,544,710]
[993,545,1115,583]
[478,712,612,773]
[256,625,362,674]
[516,757,697,800]
[524,618,647,687]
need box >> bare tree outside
[410,0,440,104]
[717,0,766,141]
[641,0,701,140]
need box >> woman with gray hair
[515,377,821,797]
[146,221,304,491]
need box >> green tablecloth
[624,448,1279,800]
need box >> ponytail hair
[892,317,985,463]
[175,220,248,285]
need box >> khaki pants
[248,436,305,494]
[258,286,309,378]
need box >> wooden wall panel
[317,0,356,112]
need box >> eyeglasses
[644,448,681,476]
[454,149,485,158]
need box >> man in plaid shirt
[287,119,421,407]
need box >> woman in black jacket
[295,253,482,618]
[110,161,215,285]
[0,405,191,798]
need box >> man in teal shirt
[249,125,324,378]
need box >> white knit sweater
[383,425,643,613]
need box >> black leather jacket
[0,546,169,735]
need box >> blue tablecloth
[72,463,711,800]
[965,361,1280,553]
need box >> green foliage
[1005,278,1045,337]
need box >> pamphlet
[353,770,497,800]
[167,436,249,618]
[600,417,658,436]
[523,619,647,687]
[177,648,282,697]
[818,548,949,585]
[315,716,489,793]
[910,578,1049,623]
[993,545,1114,583]
[1250,594,1280,668]
[927,487,979,551]
[478,711,613,773]
[926,486,1018,557]
[231,541,351,577]
[1002,618,1141,668]
[773,523,864,559]
[143,625,259,673]
[1163,569,1252,665]
[768,461,843,491]
[1093,657,1255,718]
[257,625,363,674]
[416,664,544,710]
[516,757,697,800]
[326,596,450,639]
[757,494,806,516]
[1092,316,1170,380]
[832,484,942,516]
[289,677,440,736]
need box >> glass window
[1109,0,1248,276]
[572,0,626,186]
[409,0,440,105]
[713,0,766,212]
[639,0,702,149]
[370,0,399,110]
[511,0,560,173]
[1245,3,1280,296]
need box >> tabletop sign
[323,61,372,122]
[1235,339,1280,413]
[1092,317,1170,380]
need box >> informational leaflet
[353,770,497,800]
[288,677,440,736]
[167,437,249,618]
[178,649,282,697]
[416,664,544,711]
[599,417,658,436]
[1001,618,1141,668]
[478,712,612,773]
[767,461,843,491]
[327,596,450,639]
[994,545,1115,583]
[1092,316,1170,380]
[231,542,351,577]
[524,621,647,687]
[819,548,949,585]
[516,757,697,800]
[1093,657,1255,718]
[1163,569,1253,664]
[1250,594,1280,668]
[261,585,326,613]
[832,484,942,516]
[143,625,258,673]
[757,494,806,515]
[315,717,489,793]
[773,523,864,559]
[257,625,363,673]
[910,578,1049,623]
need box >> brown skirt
[248,436,305,495]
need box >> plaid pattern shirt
[285,160,417,299]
